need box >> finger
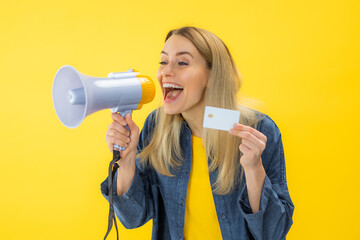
[239,143,251,153]
[108,122,130,136]
[106,136,128,149]
[232,123,266,141]
[229,129,266,148]
[125,113,139,136]
[106,139,113,152]
[232,123,267,142]
[107,130,131,144]
[111,113,127,126]
[240,138,257,151]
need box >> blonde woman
[102,26,294,240]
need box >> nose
[161,62,175,78]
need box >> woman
[101,26,294,240]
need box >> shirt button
[181,200,184,206]
[222,214,227,219]
[186,169,189,173]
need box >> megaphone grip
[113,110,132,151]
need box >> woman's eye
[159,61,188,65]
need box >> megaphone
[52,65,156,240]
[53,65,156,129]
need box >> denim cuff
[100,164,146,227]
[238,174,272,215]
[237,174,272,239]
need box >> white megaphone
[52,65,156,149]
[53,65,156,240]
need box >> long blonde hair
[138,27,260,194]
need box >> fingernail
[121,121,127,125]
[127,138,130,143]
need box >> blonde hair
[138,27,260,194]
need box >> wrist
[243,160,265,178]
[119,150,136,165]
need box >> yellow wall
[1,0,359,239]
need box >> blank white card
[203,106,240,132]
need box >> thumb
[125,113,139,135]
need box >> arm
[230,117,268,214]
[100,111,157,229]
[243,161,266,213]
[231,115,294,240]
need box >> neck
[181,101,205,138]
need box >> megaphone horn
[52,65,156,129]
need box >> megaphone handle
[113,110,132,151]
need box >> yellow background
[1,0,359,239]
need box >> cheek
[191,70,209,90]
[156,69,162,84]
[200,68,210,87]
[156,70,165,95]
[186,77,208,98]
[183,69,205,83]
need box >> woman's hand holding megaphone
[106,112,139,196]
[106,113,139,154]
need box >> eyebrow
[161,50,194,58]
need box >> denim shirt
[101,110,294,240]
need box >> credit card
[203,106,241,131]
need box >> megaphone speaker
[52,65,155,128]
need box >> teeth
[163,83,184,89]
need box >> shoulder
[142,109,158,133]
[239,106,282,145]
[254,112,286,182]
[241,108,284,163]
[137,109,158,150]
[255,111,282,146]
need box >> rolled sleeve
[238,174,294,240]
[100,163,153,229]
[238,174,271,216]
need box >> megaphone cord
[104,149,120,240]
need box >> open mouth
[163,82,184,102]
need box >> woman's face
[157,35,209,115]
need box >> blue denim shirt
[101,110,294,240]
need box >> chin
[163,106,180,115]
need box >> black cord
[104,149,120,240]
